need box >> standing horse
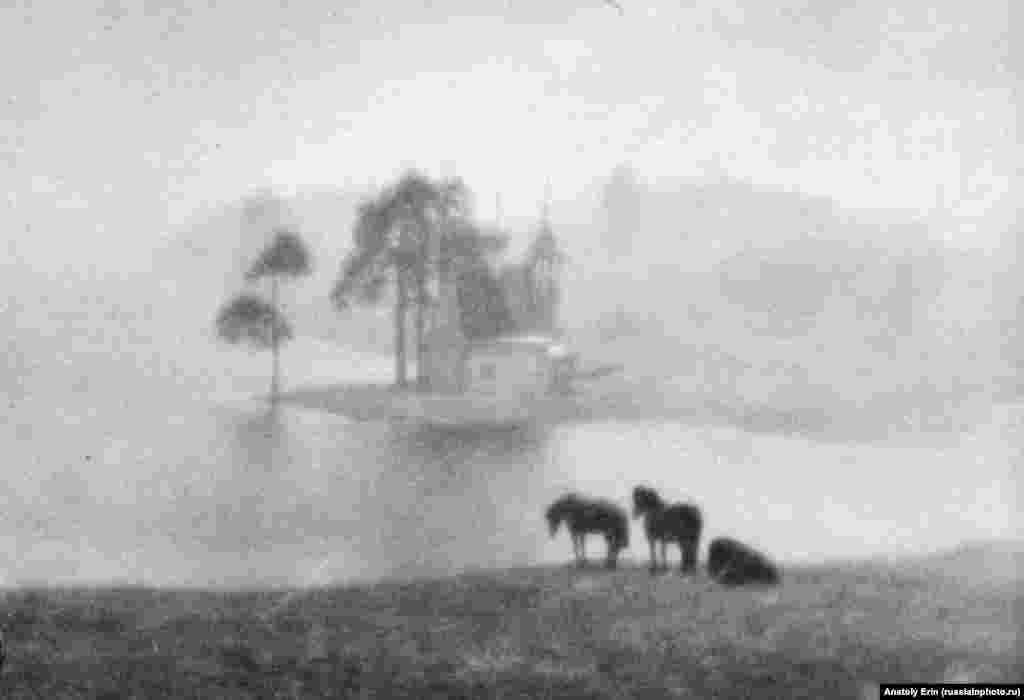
[632,485,703,575]
[545,493,630,569]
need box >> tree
[332,190,414,388]
[228,228,312,404]
[435,217,508,340]
[496,226,567,336]
[332,170,476,389]
[457,257,512,340]
[435,216,512,341]
[215,293,294,401]
[392,172,459,389]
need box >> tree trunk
[414,273,427,392]
[270,275,281,404]
[415,221,434,392]
[394,271,408,389]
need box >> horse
[707,537,780,586]
[545,493,630,569]
[631,485,703,575]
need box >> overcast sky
[1,0,1017,274]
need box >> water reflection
[166,406,563,586]
[229,406,295,472]
[2,394,1019,588]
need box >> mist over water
[3,180,1022,589]
[2,0,1019,594]
[2,313,1019,588]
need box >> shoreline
[274,380,1013,447]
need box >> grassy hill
[1,542,1020,698]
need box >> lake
[2,327,1020,589]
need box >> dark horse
[632,486,703,575]
[707,537,780,586]
[545,493,630,569]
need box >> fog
[2,0,1020,586]
[555,171,1022,440]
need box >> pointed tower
[526,184,564,335]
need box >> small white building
[420,223,575,402]
[408,332,577,427]
[462,334,574,402]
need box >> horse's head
[631,486,662,518]
[545,508,560,537]
[545,493,580,537]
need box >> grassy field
[1,544,1020,698]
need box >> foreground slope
[1,544,1020,698]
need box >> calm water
[2,324,1020,588]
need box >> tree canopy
[331,171,517,386]
[330,170,474,387]
[457,258,513,340]
[246,228,313,282]
[215,294,293,348]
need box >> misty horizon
[2,0,1020,591]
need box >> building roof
[467,334,569,358]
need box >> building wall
[464,347,552,401]
[422,326,466,393]
[422,264,467,393]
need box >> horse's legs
[580,535,587,567]
[573,534,583,567]
[659,541,668,573]
[647,537,657,574]
[684,540,698,575]
[604,536,617,569]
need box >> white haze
[2,0,1020,585]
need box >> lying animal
[707,537,780,586]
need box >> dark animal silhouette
[707,537,780,586]
[546,493,630,569]
[632,485,703,575]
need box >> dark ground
[1,543,1020,698]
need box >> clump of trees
[457,253,512,340]
[213,171,563,396]
[497,224,565,336]
[331,170,516,389]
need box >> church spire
[527,181,562,335]
[540,180,552,232]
